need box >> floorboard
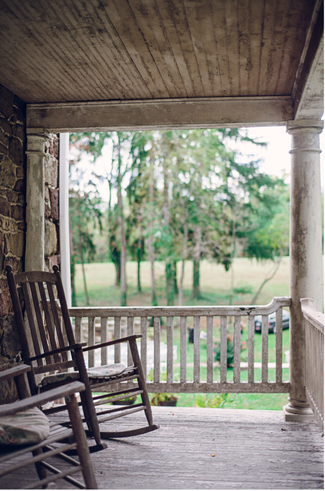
[0,407,323,489]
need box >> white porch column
[284,119,323,422]
[59,133,71,307]
[25,133,49,271]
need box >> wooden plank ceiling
[0,0,323,129]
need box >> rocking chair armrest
[0,364,31,382]
[82,334,142,352]
[29,343,87,361]
[0,381,86,418]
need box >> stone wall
[0,84,26,402]
[0,84,61,402]
[44,134,60,272]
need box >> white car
[254,310,290,334]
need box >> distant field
[74,257,290,307]
[74,257,290,411]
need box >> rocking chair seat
[0,407,50,446]
[40,363,130,388]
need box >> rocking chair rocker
[6,265,158,451]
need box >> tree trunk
[117,134,127,306]
[137,235,142,293]
[162,141,174,305]
[70,255,77,307]
[228,211,236,305]
[250,257,282,304]
[192,225,201,299]
[148,152,157,306]
[165,261,175,306]
[80,248,90,305]
[173,261,178,294]
[179,219,188,306]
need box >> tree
[69,187,102,306]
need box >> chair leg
[75,349,106,450]
[128,338,157,427]
[66,393,98,489]
[32,448,48,482]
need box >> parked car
[254,310,290,334]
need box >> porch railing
[301,298,324,430]
[68,297,291,395]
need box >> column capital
[287,119,324,133]
[26,132,51,154]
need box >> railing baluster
[141,316,148,379]
[67,296,291,395]
[194,316,200,383]
[248,315,255,383]
[180,316,187,383]
[75,316,81,343]
[233,317,241,384]
[220,315,227,383]
[88,317,95,367]
[114,317,121,363]
[261,314,268,383]
[154,317,160,383]
[276,309,283,384]
[127,317,134,366]
[100,317,108,366]
[166,317,174,384]
[207,316,213,383]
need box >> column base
[283,400,315,423]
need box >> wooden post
[284,119,323,422]
[25,132,49,271]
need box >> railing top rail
[301,298,324,334]
[69,297,291,317]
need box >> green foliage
[69,129,290,306]
[213,336,235,367]
[195,393,234,408]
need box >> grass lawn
[75,257,290,410]
[74,257,290,307]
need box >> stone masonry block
[0,279,12,316]
[5,232,24,257]
[9,137,24,164]
[10,204,24,221]
[44,155,58,188]
[45,219,58,256]
[0,314,21,362]
[49,188,59,222]
[3,256,23,274]
[0,196,9,216]
[0,216,18,233]
[14,179,24,192]
[0,156,16,188]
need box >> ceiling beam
[26,96,294,133]
[293,1,324,120]
[294,35,324,120]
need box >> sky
[246,125,324,187]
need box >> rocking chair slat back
[6,267,79,387]
[37,280,61,364]
[6,264,158,445]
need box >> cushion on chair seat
[40,363,127,387]
[0,407,50,446]
[87,363,127,379]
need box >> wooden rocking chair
[0,364,97,489]
[6,265,158,451]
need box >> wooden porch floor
[0,406,323,489]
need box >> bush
[213,335,234,367]
[195,393,234,408]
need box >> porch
[0,406,323,489]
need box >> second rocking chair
[6,265,158,450]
